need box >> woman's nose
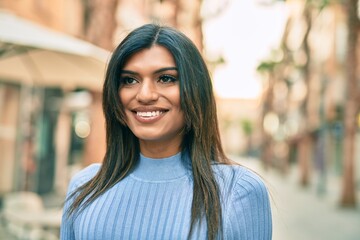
[136,80,159,103]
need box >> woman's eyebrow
[153,67,178,74]
[120,70,138,75]
[120,67,178,76]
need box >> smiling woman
[60,23,272,240]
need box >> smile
[136,110,166,117]
[131,109,169,123]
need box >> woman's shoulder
[67,163,102,192]
[212,162,268,195]
[213,162,272,239]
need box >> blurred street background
[0,0,359,239]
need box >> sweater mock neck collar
[130,152,191,181]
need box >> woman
[61,23,272,240]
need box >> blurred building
[0,0,84,36]
[0,0,208,199]
[0,0,99,197]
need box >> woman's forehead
[122,45,176,71]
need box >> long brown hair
[66,23,230,240]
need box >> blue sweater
[60,153,272,239]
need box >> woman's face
[119,45,185,156]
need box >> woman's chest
[73,179,208,240]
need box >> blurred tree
[82,0,119,165]
[256,15,292,170]
[240,119,254,155]
[257,60,277,168]
[341,0,359,207]
[283,0,329,186]
[258,0,358,206]
[122,0,202,50]
[297,2,312,187]
[257,0,330,181]
[173,0,203,50]
[83,0,119,50]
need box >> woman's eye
[159,75,177,83]
[121,76,137,85]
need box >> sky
[202,0,288,99]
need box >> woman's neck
[139,139,181,158]
[130,152,190,181]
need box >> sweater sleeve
[60,164,101,240]
[225,168,272,240]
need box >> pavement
[238,157,360,240]
[0,219,16,240]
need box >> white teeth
[137,111,162,117]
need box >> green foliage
[206,55,226,69]
[240,119,253,136]
[256,60,279,73]
[257,47,284,73]
[306,0,333,10]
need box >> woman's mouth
[136,110,166,118]
[132,109,169,123]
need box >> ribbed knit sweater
[60,152,272,239]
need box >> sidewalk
[0,192,64,240]
[237,157,360,240]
